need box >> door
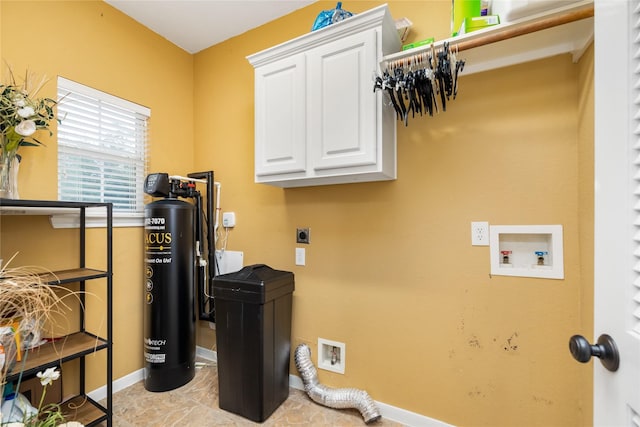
[307,29,378,172]
[593,0,640,424]
[254,54,306,178]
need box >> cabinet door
[254,55,306,177]
[307,29,378,172]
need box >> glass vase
[0,151,20,199]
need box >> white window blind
[57,77,149,214]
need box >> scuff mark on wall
[468,334,482,348]
[503,332,519,352]
[468,387,486,398]
[533,395,554,406]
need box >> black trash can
[213,264,295,422]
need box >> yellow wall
[195,1,593,426]
[577,42,595,423]
[0,0,193,393]
[1,1,593,426]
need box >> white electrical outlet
[222,212,236,227]
[471,221,490,246]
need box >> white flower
[36,367,61,386]
[17,106,35,118]
[15,120,36,136]
[11,93,26,107]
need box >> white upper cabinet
[248,4,401,188]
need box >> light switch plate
[295,247,305,266]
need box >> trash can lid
[213,264,294,303]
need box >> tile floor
[101,361,406,426]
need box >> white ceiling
[104,0,318,54]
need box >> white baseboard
[89,346,453,427]
[196,346,217,362]
[289,374,304,390]
[88,367,144,402]
[375,401,454,427]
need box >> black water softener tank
[143,198,196,391]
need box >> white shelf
[381,0,593,75]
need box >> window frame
[54,77,149,228]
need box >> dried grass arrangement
[0,253,79,390]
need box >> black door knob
[569,334,619,372]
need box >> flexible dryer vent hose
[294,344,381,424]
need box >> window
[56,77,149,226]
